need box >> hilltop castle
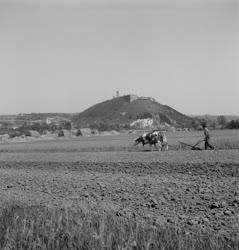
[114,93,156,103]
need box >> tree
[191,119,201,130]
[65,122,72,130]
[0,122,13,130]
[58,130,64,137]
[217,116,227,129]
[227,119,239,129]
[210,120,216,129]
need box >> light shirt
[204,128,210,139]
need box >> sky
[0,0,238,115]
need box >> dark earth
[0,149,238,241]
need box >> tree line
[0,121,72,137]
[191,116,239,130]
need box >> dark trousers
[205,139,214,150]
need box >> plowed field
[0,144,239,242]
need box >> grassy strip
[1,138,239,153]
[0,203,238,250]
[212,139,239,150]
[176,138,239,151]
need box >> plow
[178,139,205,150]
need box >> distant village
[0,114,86,142]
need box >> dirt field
[0,130,239,248]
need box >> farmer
[202,124,214,150]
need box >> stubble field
[0,130,238,249]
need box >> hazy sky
[0,0,238,115]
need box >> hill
[72,94,193,130]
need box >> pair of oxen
[134,130,168,151]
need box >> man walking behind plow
[202,123,215,150]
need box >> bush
[8,130,21,138]
[136,112,153,119]
[76,129,82,136]
[89,122,121,132]
[58,130,64,137]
